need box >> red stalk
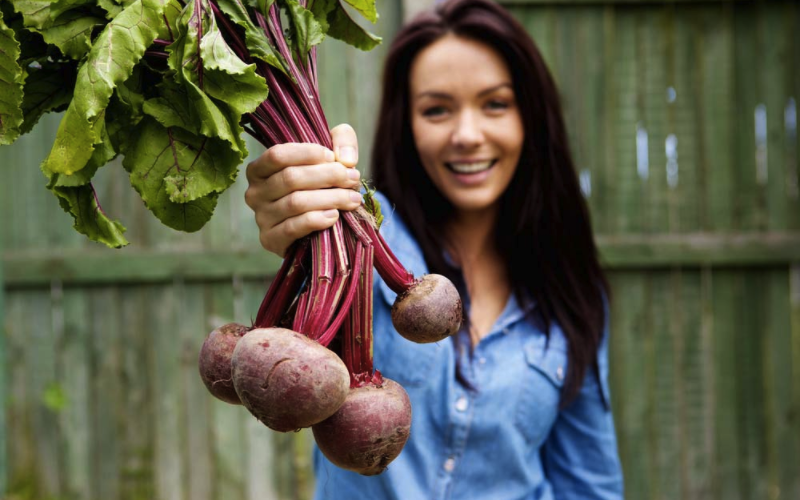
[361,220,416,294]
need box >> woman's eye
[486,100,509,111]
[422,106,447,118]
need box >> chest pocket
[514,340,567,446]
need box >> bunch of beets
[188,1,463,476]
[2,0,464,474]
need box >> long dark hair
[371,0,610,406]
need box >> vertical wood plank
[641,4,670,234]
[5,293,36,495]
[671,5,702,232]
[60,287,92,499]
[120,287,157,500]
[711,270,742,500]
[790,265,800,500]
[736,272,768,499]
[149,284,184,500]
[651,271,680,500]
[611,7,642,234]
[762,269,797,500]
[677,270,713,499]
[90,287,122,500]
[733,3,765,231]
[0,224,6,496]
[608,271,654,499]
[181,284,214,500]
[702,3,736,232]
[762,5,789,231]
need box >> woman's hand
[244,124,362,257]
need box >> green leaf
[215,0,288,73]
[142,82,201,134]
[158,0,182,42]
[96,0,123,18]
[20,61,77,134]
[11,0,53,30]
[199,14,268,117]
[49,0,93,20]
[44,128,129,248]
[326,2,380,51]
[123,117,235,231]
[41,0,165,176]
[39,9,104,60]
[341,0,376,23]
[361,180,383,228]
[284,0,324,61]
[49,182,129,247]
[165,0,251,153]
[0,7,25,145]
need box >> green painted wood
[608,272,653,498]
[59,288,92,499]
[0,207,5,497]
[702,3,736,232]
[711,270,742,500]
[119,287,156,500]
[91,287,122,500]
[763,270,797,499]
[183,285,214,500]
[791,266,800,497]
[2,232,800,288]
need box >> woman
[244,0,624,498]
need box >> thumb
[330,123,359,168]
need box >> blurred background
[1,0,799,499]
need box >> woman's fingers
[263,162,361,202]
[246,143,335,184]
[330,124,359,168]
[273,188,362,222]
[258,209,341,257]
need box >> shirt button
[556,366,564,381]
[443,457,456,472]
[455,396,469,412]
[478,357,487,365]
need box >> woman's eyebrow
[415,83,513,100]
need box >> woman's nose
[451,110,484,149]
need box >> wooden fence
[2,0,799,499]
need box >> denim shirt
[313,192,624,500]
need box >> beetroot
[231,328,350,432]
[391,274,462,344]
[198,322,250,405]
[362,220,462,344]
[312,378,412,476]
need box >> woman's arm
[541,322,624,500]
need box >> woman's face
[409,34,524,217]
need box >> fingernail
[323,209,338,218]
[338,146,356,164]
[325,149,335,162]
[347,168,360,181]
[350,191,363,203]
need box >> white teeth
[447,161,494,174]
